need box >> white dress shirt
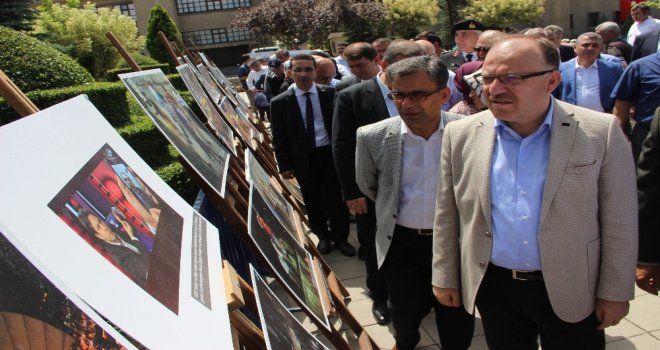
[246,67,269,90]
[575,60,604,112]
[396,118,445,229]
[293,84,330,147]
[627,16,660,45]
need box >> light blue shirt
[293,84,330,147]
[490,98,555,271]
[376,73,399,117]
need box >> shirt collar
[294,83,318,96]
[575,58,598,70]
[400,114,446,137]
[494,97,555,134]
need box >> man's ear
[439,86,452,104]
[546,70,562,93]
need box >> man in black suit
[270,55,355,257]
[332,40,425,325]
[596,21,633,64]
[545,24,576,62]
[631,27,660,61]
[637,107,660,296]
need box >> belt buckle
[418,229,432,236]
[512,270,528,281]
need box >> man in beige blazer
[432,35,638,350]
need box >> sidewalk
[321,226,660,349]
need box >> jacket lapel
[383,118,403,203]
[474,114,495,227]
[366,78,389,119]
[539,101,577,225]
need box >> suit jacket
[335,76,361,93]
[559,45,576,62]
[440,50,467,72]
[632,27,660,62]
[432,100,638,322]
[637,107,660,264]
[554,58,624,112]
[270,84,335,179]
[332,77,390,200]
[355,113,462,268]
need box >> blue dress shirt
[490,99,555,271]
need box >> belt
[490,263,543,282]
[395,224,433,235]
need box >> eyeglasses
[474,47,489,53]
[388,87,443,102]
[482,70,555,85]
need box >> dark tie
[304,92,316,149]
[466,53,474,62]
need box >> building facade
[77,0,262,68]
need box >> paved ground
[317,226,660,349]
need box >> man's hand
[595,299,629,329]
[636,265,660,295]
[346,197,368,214]
[433,286,462,307]
[280,171,294,179]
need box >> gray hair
[383,39,425,65]
[577,32,603,46]
[595,21,620,35]
[544,25,564,37]
[386,56,449,89]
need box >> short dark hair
[426,32,442,47]
[241,53,251,62]
[383,39,426,64]
[290,54,317,69]
[344,42,378,61]
[632,3,651,13]
[387,56,449,89]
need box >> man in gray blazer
[356,56,474,350]
[432,35,637,350]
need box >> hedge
[116,115,174,169]
[105,63,171,81]
[0,82,129,127]
[156,162,199,204]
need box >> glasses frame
[482,69,555,85]
[388,87,443,103]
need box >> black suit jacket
[332,77,390,200]
[632,27,660,62]
[270,84,335,179]
[637,107,660,264]
[559,45,576,62]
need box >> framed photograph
[248,184,331,330]
[218,95,260,147]
[251,265,330,350]
[0,96,232,349]
[177,63,237,156]
[119,69,230,198]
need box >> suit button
[485,231,491,237]
[478,262,485,267]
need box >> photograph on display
[245,150,298,238]
[177,64,237,156]
[248,184,330,330]
[250,266,330,350]
[195,63,225,104]
[218,95,259,145]
[0,233,139,349]
[119,69,230,198]
[48,144,183,313]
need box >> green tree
[437,0,469,46]
[33,2,144,79]
[0,0,37,31]
[382,0,440,38]
[460,0,545,28]
[145,4,183,69]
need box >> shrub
[115,52,159,68]
[33,2,145,79]
[0,0,37,31]
[116,114,174,169]
[145,4,183,70]
[0,26,93,92]
[0,82,129,126]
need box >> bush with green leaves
[0,25,93,92]
[0,0,37,31]
[33,1,145,79]
[114,52,159,68]
[145,4,183,70]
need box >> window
[176,0,251,14]
[113,3,136,21]
[587,12,600,28]
[183,27,253,46]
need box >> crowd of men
[237,3,660,349]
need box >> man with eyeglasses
[474,30,507,61]
[355,56,475,350]
[440,19,485,72]
[270,54,355,257]
[433,35,637,350]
